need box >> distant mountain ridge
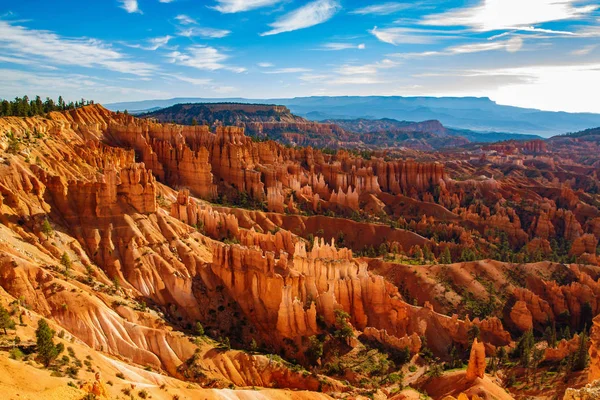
[106,96,600,137]
[142,102,541,150]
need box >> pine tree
[572,328,589,371]
[440,247,452,264]
[41,218,53,239]
[60,252,72,277]
[35,319,63,367]
[0,304,15,335]
[194,321,204,336]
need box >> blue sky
[1,0,600,112]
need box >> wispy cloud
[351,2,411,15]
[159,0,175,3]
[390,37,524,58]
[177,27,231,38]
[0,68,166,101]
[163,73,212,85]
[370,26,460,45]
[175,14,197,25]
[571,44,597,56]
[262,67,312,74]
[261,0,341,36]
[174,15,230,38]
[125,35,173,51]
[212,0,284,13]
[168,45,245,73]
[422,0,598,32]
[257,62,274,68]
[319,42,366,51]
[119,0,141,14]
[447,37,523,54]
[0,20,156,76]
[300,59,399,85]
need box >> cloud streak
[351,2,411,15]
[261,0,341,36]
[212,0,283,13]
[422,0,598,31]
[370,26,460,45]
[319,42,366,51]
[0,20,155,76]
[120,0,141,13]
[168,45,245,73]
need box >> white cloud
[448,37,523,54]
[0,20,156,76]
[300,59,398,86]
[351,2,411,15]
[484,63,600,113]
[212,0,283,13]
[571,44,597,56]
[147,36,172,50]
[337,59,397,75]
[263,67,312,74]
[159,0,175,3]
[163,74,212,85]
[370,26,459,45]
[168,45,245,73]
[175,14,197,25]
[319,42,366,51]
[390,37,524,58]
[177,27,231,38]
[261,0,341,36]
[257,62,274,68]
[120,0,141,13]
[0,68,166,102]
[422,0,598,31]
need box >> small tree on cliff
[60,252,72,277]
[572,328,589,371]
[194,321,204,336]
[0,304,15,334]
[333,309,353,339]
[440,247,452,264]
[41,218,53,240]
[36,319,64,367]
[307,335,324,364]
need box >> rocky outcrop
[589,315,600,383]
[362,327,422,354]
[564,380,600,400]
[465,339,486,382]
[509,301,534,332]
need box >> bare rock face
[589,314,600,383]
[545,335,581,362]
[465,338,486,382]
[509,300,534,332]
[564,380,600,400]
[362,327,422,354]
[570,234,598,263]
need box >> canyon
[0,104,599,399]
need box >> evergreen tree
[440,247,452,264]
[532,347,545,387]
[61,252,72,278]
[41,218,53,239]
[572,328,589,371]
[514,330,535,370]
[0,304,15,335]
[194,321,204,336]
[35,319,64,367]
